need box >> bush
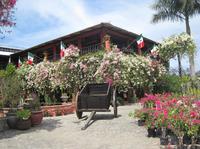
[0,64,23,108]
[153,74,182,93]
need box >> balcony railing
[80,43,101,55]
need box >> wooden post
[104,34,111,52]
[100,29,106,49]
[53,46,56,61]
[43,51,48,62]
[137,48,142,55]
[78,37,82,49]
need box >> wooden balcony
[80,43,101,55]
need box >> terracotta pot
[31,110,43,126]
[0,109,4,118]
[16,118,31,130]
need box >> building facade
[0,46,21,69]
[11,23,157,65]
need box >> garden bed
[41,103,75,117]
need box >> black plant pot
[147,128,156,137]
[6,112,18,129]
[138,119,145,126]
[183,135,192,145]
[160,137,168,145]
[16,118,31,130]
[156,127,162,137]
[197,137,200,144]
[168,135,179,145]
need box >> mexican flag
[27,52,34,65]
[18,57,22,67]
[60,41,66,58]
[137,35,144,49]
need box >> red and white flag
[27,52,34,65]
[137,35,144,49]
[60,41,66,58]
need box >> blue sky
[0,0,200,71]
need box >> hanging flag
[27,52,34,65]
[136,34,144,49]
[60,41,66,58]
[18,57,22,67]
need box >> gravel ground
[0,104,160,149]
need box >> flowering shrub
[96,47,123,87]
[16,63,33,90]
[158,32,196,61]
[28,61,55,95]
[77,50,104,87]
[52,45,80,93]
[96,47,166,92]
[17,45,166,101]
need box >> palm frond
[152,11,184,23]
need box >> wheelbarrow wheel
[113,100,118,118]
[112,87,117,118]
[75,91,82,119]
[76,110,83,119]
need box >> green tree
[151,0,200,78]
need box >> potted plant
[145,109,157,138]
[29,93,43,126]
[133,109,147,126]
[16,109,31,130]
[0,65,23,129]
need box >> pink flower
[156,100,162,110]
[192,119,200,125]
[69,64,75,69]
[163,109,168,118]
[190,111,197,118]
[194,100,200,107]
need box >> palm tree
[151,0,200,77]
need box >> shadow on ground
[76,113,122,129]
[0,118,62,140]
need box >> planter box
[42,103,75,117]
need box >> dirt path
[0,104,160,149]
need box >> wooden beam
[106,29,131,40]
